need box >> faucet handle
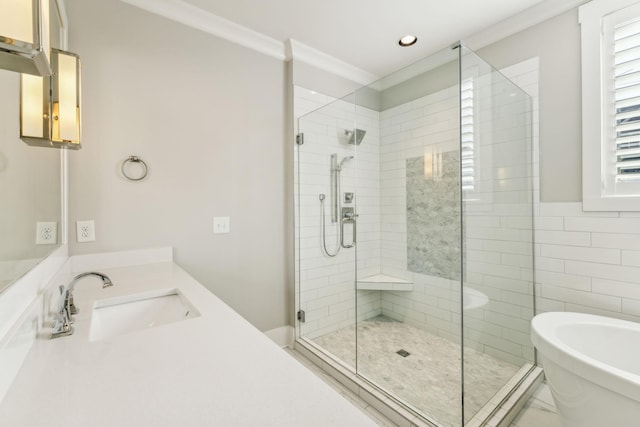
[51,288,74,339]
[64,292,76,324]
[51,317,73,339]
[67,291,79,316]
[55,285,66,314]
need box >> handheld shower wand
[320,154,356,257]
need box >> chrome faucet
[51,272,113,339]
[66,272,113,316]
[51,286,74,338]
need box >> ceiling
[124,0,587,79]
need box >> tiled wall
[295,55,640,373]
[375,65,537,367]
[378,86,460,283]
[295,57,541,367]
[377,85,463,344]
[295,88,382,340]
[534,203,640,321]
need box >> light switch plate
[213,217,230,234]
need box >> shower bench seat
[356,273,413,291]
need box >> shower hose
[319,191,341,257]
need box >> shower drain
[396,349,410,357]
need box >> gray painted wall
[478,9,582,203]
[66,0,290,331]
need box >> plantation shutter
[614,17,640,183]
[461,78,474,191]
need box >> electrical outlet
[36,221,57,245]
[213,217,230,234]
[76,220,96,243]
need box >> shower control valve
[342,207,356,220]
[344,192,354,203]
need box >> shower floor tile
[312,316,521,427]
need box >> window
[461,77,474,192]
[611,14,640,187]
[581,0,640,211]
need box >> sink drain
[396,349,410,357]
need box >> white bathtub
[531,312,640,426]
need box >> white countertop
[0,262,376,426]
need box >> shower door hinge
[296,133,304,145]
[297,310,306,323]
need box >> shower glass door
[353,46,464,425]
[295,43,535,427]
[460,46,535,424]
[296,92,358,369]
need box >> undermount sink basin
[89,289,199,341]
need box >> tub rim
[531,311,640,402]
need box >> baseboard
[264,325,294,348]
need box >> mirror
[0,0,64,293]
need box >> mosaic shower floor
[312,316,521,426]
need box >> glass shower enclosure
[294,44,535,426]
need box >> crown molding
[120,0,588,88]
[465,0,591,50]
[120,0,286,60]
[285,39,379,86]
[119,0,377,84]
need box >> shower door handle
[341,208,356,249]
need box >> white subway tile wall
[375,58,540,367]
[535,202,640,320]
[295,88,382,343]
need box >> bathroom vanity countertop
[0,262,376,426]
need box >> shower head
[338,156,354,171]
[345,129,366,145]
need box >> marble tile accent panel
[406,153,461,281]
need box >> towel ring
[121,156,148,181]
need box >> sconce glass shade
[0,0,51,76]
[423,148,443,181]
[20,48,81,149]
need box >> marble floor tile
[287,345,559,427]
[509,383,560,427]
[311,316,523,427]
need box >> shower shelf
[356,273,413,291]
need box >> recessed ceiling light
[398,35,418,47]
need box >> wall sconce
[424,147,443,181]
[0,0,52,76]
[20,48,81,149]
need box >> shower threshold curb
[294,338,543,427]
